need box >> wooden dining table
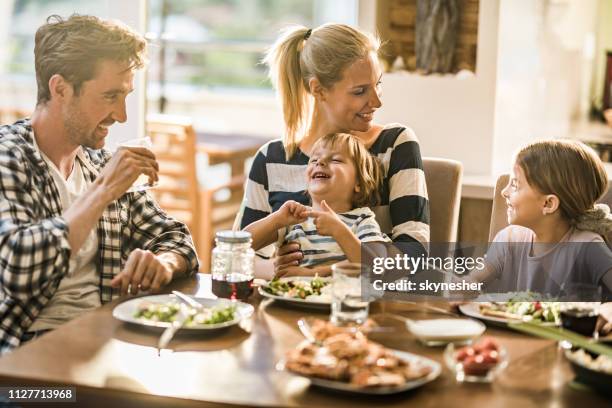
[0,273,608,408]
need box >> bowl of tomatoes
[444,337,508,383]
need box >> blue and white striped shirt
[239,124,430,253]
[277,207,391,267]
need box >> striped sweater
[277,207,391,267]
[239,124,430,253]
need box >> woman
[239,24,430,275]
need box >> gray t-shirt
[485,226,612,298]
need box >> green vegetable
[134,301,236,326]
[263,275,330,299]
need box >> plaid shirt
[0,119,199,354]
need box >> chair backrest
[423,157,463,246]
[146,114,200,252]
[488,174,612,243]
[0,108,30,125]
[488,174,510,242]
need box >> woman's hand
[274,241,303,273]
[274,265,316,278]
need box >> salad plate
[258,276,332,309]
[112,294,254,331]
[459,301,560,327]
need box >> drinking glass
[330,262,369,326]
[117,136,158,192]
[559,283,601,338]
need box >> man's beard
[63,101,100,149]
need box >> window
[0,0,119,113]
[146,0,358,114]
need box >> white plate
[112,294,254,330]
[258,277,332,309]
[277,348,441,395]
[458,302,559,327]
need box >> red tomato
[475,337,500,352]
[462,355,491,376]
[455,347,476,362]
[480,349,499,364]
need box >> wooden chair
[0,108,29,124]
[146,114,248,271]
[423,157,463,256]
[488,174,510,242]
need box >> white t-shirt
[485,225,612,297]
[29,141,101,331]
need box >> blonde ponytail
[264,24,380,160]
[263,26,311,159]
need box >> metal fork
[172,290,204,311]
[157,304,189,351]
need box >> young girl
[474,140,612,298]
[244,133,390,276]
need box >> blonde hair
[264,24,380,159]
[35,14,147,105]
[311,133,383,208]
[515,139,612,236]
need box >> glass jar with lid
[211,230,255,300]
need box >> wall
[592,0,612,109]
[374,0,601,177]
[374,0,501,176]
[491,0,599,176]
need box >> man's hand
[95,146,159,203]
[111,249,177,295]
[307,200,345,237]
[274,200,310,227]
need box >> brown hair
[515,139,612,235]
[310,133,383,208]
[263,24,380,159]
[34,14,147,105]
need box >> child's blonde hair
[263,23,380,159]
[515,139,612,235]
[310,133,383,208]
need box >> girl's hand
[307,200,345,237]
[275,200,310,227]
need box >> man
[0,15,199,354]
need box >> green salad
[263,276,330,300]
[480,295,560,324]
[134,301,236,326]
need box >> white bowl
[407,318,486,346]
